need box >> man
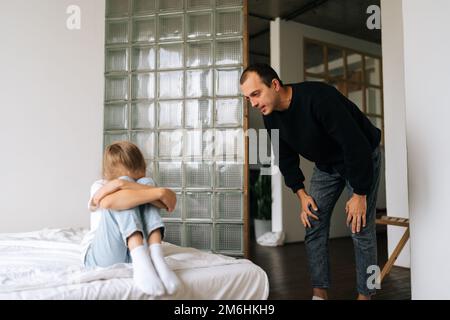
[240,63,381,300]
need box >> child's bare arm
[117,180,169,210]
[147,199,168,210]
[91,179,122,208]
[99,187,176,212]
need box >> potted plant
[253,172,272,239]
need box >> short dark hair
[240,63,283,87]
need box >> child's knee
[118,175,135,182]
[145,203,160,214]
[137,177,155,186]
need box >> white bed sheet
[0,228,269,300]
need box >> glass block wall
[104,0,246,255]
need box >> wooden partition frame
[243,0,250,258]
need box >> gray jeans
[305,147,381,296]
[84,176,165,268]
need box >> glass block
[157,161,182,187]
[187,0,212,10]
[187,12,213,39]
[215,224,243,252]
[106,20,129,45]
[163,222,183,246]
[106,48,128,72]
[216,0,242,7]
[186,69,212,98]
[365,56,382,86]
[215,68,241,96]
[346,53,363,82]
[105,76,129,101]
[131,131,155,159]
[184,129,214,159]
[106,0,130,18]
[158,0,184,11]
[216,162,243,189]
[187,41,212,67]
[158,43,184,69]
[184,162,213,188]
[185,223,212,250]
[185,192,212,219]
[158,130,183,158]
[216,39,242,65]
[160,192,182,219]
[184,130,202,158]
[133,0,156,15]
[104,103,128,130]
[158,100,183,128]
[159,14,184,42]
[131,46,156,71]
[216,10,242,37]
[185,99,213,128]
[305,41,324,74]
[131,102,155,129]
[215,98,242,127]
[132,17,156,43]
[158,71,184,99]
[327,46,344,79]
[146,160,155,178]
[215,128,244,161]
[132,73,155,99]
[215,192,242,220]
[366,87,383,115]
[104,132,129,149]
[172,192,183,218]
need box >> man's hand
[159,188,177,213]
[296,189,319,228]
[345,194,367,233]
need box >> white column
[381,0,410,268]
[401,0,450,299]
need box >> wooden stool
[375,215,410,282]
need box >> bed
[0,228,269,300]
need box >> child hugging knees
[81,141,181,296]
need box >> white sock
[130,245,165,296]
[149,243,181,295]
[312,295,325,300]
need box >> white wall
[400,0,450,299]
[270,19,383,242]
[380,0,410,268]
[0,0,105,232]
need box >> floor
[248,231,411,300]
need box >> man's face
[240,72,280,116]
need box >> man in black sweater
[240,64,381,300]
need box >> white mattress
[0,228,269,300]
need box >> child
[81,141,181,296]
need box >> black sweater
[263,82,381,195]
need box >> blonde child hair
[102,141,146,180]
